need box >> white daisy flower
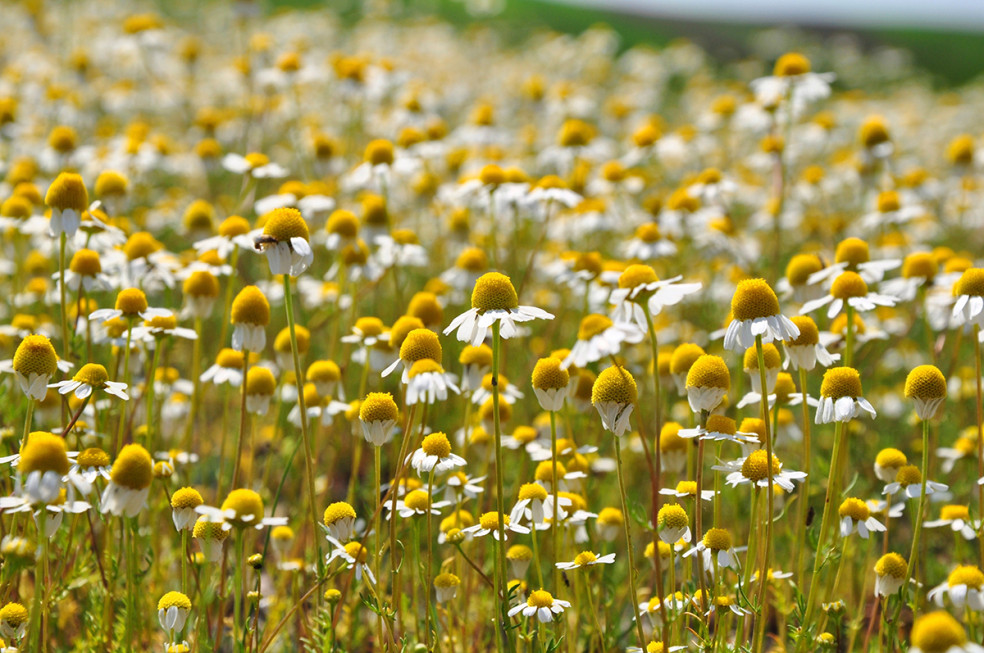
[444,272,553,347]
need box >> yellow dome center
[532,358,569,391]
[111,444,154,490]
[261,207,309,243]
[686,355,731,390]
[731,279,780,321]
[591,366,637,405]
[13,335,58,376]
[740,450,781,482]
[115,288,149,316]
[19,431,70,475]
[820,367,863,399]
[874,552,907,579]
[838,497,870,522]
[658,504,688,530]
[578,314,613,340]
[360,393,398,423]
[905,365,946,400]
[471,272,519,311]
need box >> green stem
[232,351,251,487]
[613,437,647,650]
[115,319,135,452]
[902,420,932,601]
[550,410,561,596]
[59,233,70,362]
[795,367,813,587]
[753,335,776,653]
[145,338,164,451]
[490,322,511,649]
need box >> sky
[549,0,984,30]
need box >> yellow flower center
[956,269,984,297]
[455,247,488,272]
[123,232,162,261]
[895,465,921,487]
[13,335,58,376]
[859,116,890,148]
[171,487,204,510]
[902,252,937,280]
[146,315,177,331]
[78,447,110,469]
[403,490,431,513]
[948,565,984,589]
[471,272,519,311]
[193,517,229,541]
[830,271,868,300]
[786,254,824,286]
[507,544,533,561]
[731,279,780,322]
[874,552,907,578]
[111,444,153,490]
[527,590,555,609]
[0,603,29,627]
[421,432,452,458]
[774,373,796,399]
[774,52,811,76]
[591,366,637,405]
[686,355,731,390]
[905,365,946,401]
[740,450,781,482]
[479,511,507,530]
[787,316,820,347]
[618,264,658,290]
[876,190,900,213]
[306,360,340,384]
[703,527,732,551]
[532,358,569,391]
[578,314,613,341]
[73,363,108,387]
[705,415,736,435]
[513,426,537,444]
[670,343,705,376]
[216,349,245,370]
[459,344,493,368]
[365,139,395,166]
[115,288,149,316]
[659,423,687,452]
[323,501,356,526]
[573,551,598,566]
[230,286,270,326]
[183,271,219,298]
[408,359,444,379]
[518,483,548,502]
[534,460,567,484]
[820,367,863,399]
[69,249,101,276]
[19,431,69,475]
[743,343,781,370]
[675,481,697,496]
[434,572,460,589]
[261,207,309,243]
[941,505,970,521]
[910,611,967,653]
[835,238,870,266]
[400,328,442,364]
[245,367,276,396]
[634,223,661,243]
[45,172,88,212]
[343,541,368,563]
[158,591,192,611]
[222,489,264,525]
[838,497,870,522]
[658,504,688,530]
[360,393,398,423]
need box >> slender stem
[845,305,855,368]
[803,420,845,632]
[232,350,251,487]
[144,338,164,451]
[183,316,203,453]
[282,276,321,564]
[21,400,35,449]
[795,367,812,586]
[234,529,245,653]
[59,233,70,362]
[975,325,984,567]
[902,420,931,598]
[426,468,436,651]
[549,410,561,595]
[115,320,134,452]
[490,322,510,648]
[642,304,668,643]
[694,410,709,620]
[753,335,776,653]
[613,437,647,649]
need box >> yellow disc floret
[910,611,967,653]
[13,335,58,377]
[171,487,204,510]
[111,444,153,490]
[400,328,442,364]
[657,504,688,530]
[955,269,984,297]
[731,279,780,321]
[740,450,781,482]
[834,238,870,266]
[323,501,356,527]
[703,527,732,551]
[743,343,780,370]
[19,431,69,475]
[787,316,820,347]
[592,366,637,405]
[115,288,148,317]
[905,365,946,400]
[830,271,868,300]
[222,489,264,525]
[532,358,569,391]
[618,264,658,289]
[360,393,398,423]
[838,497,870,522]
[158,591,192,611]
[874,552,907,579]
[820,367,862,399]
[577,314,613,341]
[421,432,452,458]
[45,172,88,212]
[774,52,810,76]
[230,286,270,326]
[471,272,519,311]
[261,207,309,243]
[686,355,731,390]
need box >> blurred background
[265,0,984,86]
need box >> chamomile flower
[657,504,691,544]
[230,286,270,352]
[784,315,838,371]
[660,480,715,502]
[0,603,29,643]
[678,414,759,446]
[925,505,978,540]
[875,448,909,483]
[750,52,834,113]
[382,327,441,381]
[531,357,569,412]
[201,349,247,387]
[909,610,984,653]
[562,314,643,369]
[507,589,571,623]
[157,591,192,639]
[874,552,908,597]
[444,272,553,346]
[884,464,948,499]
[409,432,466,475]
[717,450,806,492]
[101,444,153,517]
[807,238,900,287]
[222,151,287,178]
[905,364,947,420]
[470,373,524,406]
[723,279,799,352]
[405,359,460,406]
[389,489,450,519]
[683,527,739,573]
[244,366,277,415]
[609,265,702,332]
[50,363,128,401]
[322,502,357,541]
[4,335,61,400]
[254,207,313,277]
[815,367,876,424]
[45,172,90,237]
[462,510,529,541]
[591,365,637,437]
[800,271,897,320]
[196,489,287,531]
[952,268,984,329]
[170,487,204,531]
[192,517,230,563]
[555,550,615,570]
[838,497,886,539]
[434,573,461,603]
[89,287,171,324]
[685,354,730,414]
[359,392,398,447]
[928,565,984,611]
[325,537,375,584]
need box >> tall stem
[642,305,668,642]
[59,233,70,362]
[902,420,931,598]
[753,335,776,653]
[550,410,561,596]
[115,320,134,452]
[232,351,251,487]
[490,322,510,647]
[795,367,813,587]
[282,275,320,564]
[803,420,845,632]
[975,325,984,566]
[613,437,647,649]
